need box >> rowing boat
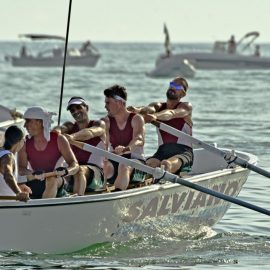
[0,147,257,254]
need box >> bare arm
[127,114,145,151]
[18,144,33,177]
[128,102,162,115]
[57,134,79,176]
[102,116,110,150]
[150,102,192,122]
[67,120,106,142]
[53,121,74,134]
[1,154,21,194]
[1,154,29,201]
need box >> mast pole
[57,0,72,125]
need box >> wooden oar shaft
[81,141,270,217]
[152,120,270,179]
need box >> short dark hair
[104,84,127,101]
[4,125,24,150]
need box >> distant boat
[147,24,196,78]
[5,34,101,67]
[149,30,270,73]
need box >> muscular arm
[102,116,110,150]
[127,114,145,151]
[153,102,192,122]
[69,120,106,142]
[128,102,162,115]
[57,134,79,176]
[53,121,74,134]
[0,154,21,194]
[18,144,33,177]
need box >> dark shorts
[107,154,146,185]
[67,163,105,192]
[149,143,193,174]
[26,178,66,199]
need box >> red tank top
[26,132,61,172]
[69,121,103,165]
[108,113,135,148]
[157,102,192,144]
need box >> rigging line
[58,0,72,126]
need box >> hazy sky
[1,0,269,43]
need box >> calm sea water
[0,41,270,269]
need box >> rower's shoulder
[177,101,192,110]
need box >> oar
[151,120,270,179]
[71,140,270,217]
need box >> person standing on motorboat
[52,46,62,57]
[54,97,106,195]
[228,35,236,54]
[20,45,28,57]
[128,77,193,177]
[103,85,146,191]
[18,106,79,199]
[79,40,98,55]
[0,126,30,201]
[254,45,261,57]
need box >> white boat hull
[10,54,100,67]
[160,52,270,70]
[0,148,257,254]
[147,55,196,78]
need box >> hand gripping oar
[72,140,270,217]
[151,120,270,179]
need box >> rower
[18,106,79,199]
[103,85,146,191]
[128,77,193,179]
[0,126,30,202]
[54,97,106,195]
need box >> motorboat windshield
[212,31,260,54]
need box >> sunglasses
[169,82,186,92]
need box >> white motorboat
[147,24,196,78]
[0,147,257,254]
[5,34,101,67]
[147,57,196,78]
[148,30,270,75]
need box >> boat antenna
[57,0,72,126]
